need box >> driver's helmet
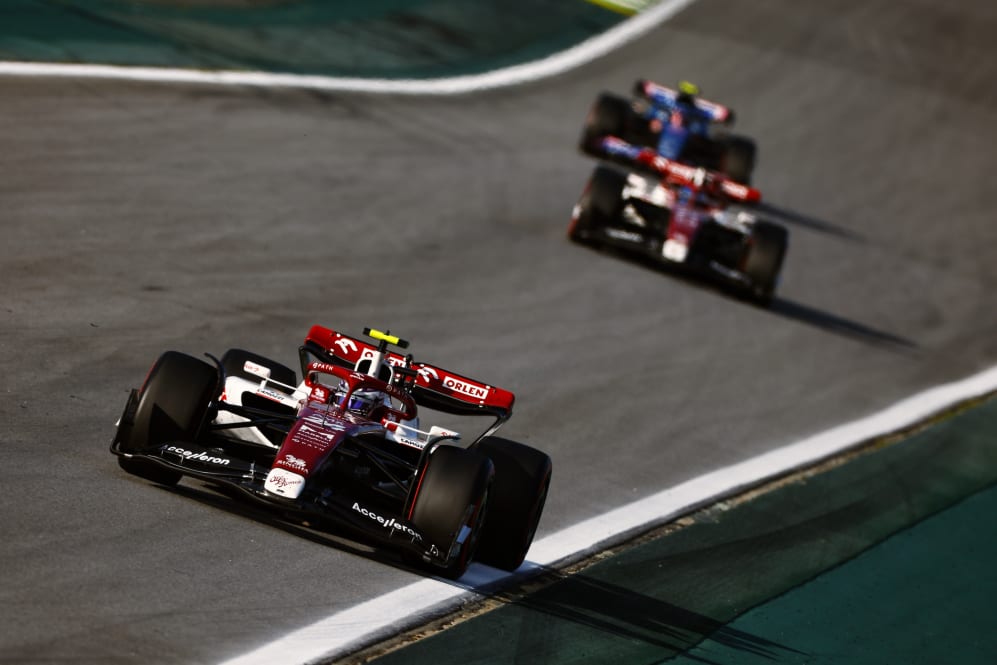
[676,80,699,106]
[334,358,394,418]
[334,382,384,417]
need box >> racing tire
[472,438,552,572]
[579,92,631,154]
[407,445,493,580]
[115,351,219,486]
[743,221,788,305]
[568,165,627,245]
[722,135,757,185]
[220,348,297,388]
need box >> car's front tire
[472,438,552,572]
[743,221,788,305]
[407,445,494,579]
[115,351,219,485]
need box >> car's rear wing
[299,325,515,425]
[597,136,762,203]
[640,151,762,203]
[634,79,733,124]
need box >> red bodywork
[633,150,761,249]
[271,362,418,480]
[634,149,761,204]
[263,326,516,489]
[304,325,515,415]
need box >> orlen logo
[444,376,489,399]
[417,366,439,383]
[360,349,406,367]
[166,446,230,466]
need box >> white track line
[0,0,697,95]
[220,363,997,665]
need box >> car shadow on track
[753,202,865,243]
[584,245,917,352]
[767,296,916,351]
[359,565,809,664]
[160,482,430,576]
[508,572,807,662]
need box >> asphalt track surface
[2,1,997,663]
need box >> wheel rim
[449,487,488,569]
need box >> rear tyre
[408,445,494,579]
[472,438,552,572]
[568,166,627,245]
[220,349,297,387]
[723,135,757,185]
[743,221,788,305]
[115,351,219,485]
[579,93,631,154]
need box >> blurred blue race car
[580,80,757,184]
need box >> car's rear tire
[472,438,552,572]
[220,348,297,388]
[743,221,788,305]
[579,92,631,153]
[115,351,219,485]
[407,445,493,579]
[569,166,627,245]
[723,135,757,185]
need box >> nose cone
[265,467,306,499]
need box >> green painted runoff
[0,0,624,77]
[365,395,997,664]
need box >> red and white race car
[111,326,552,579]
[569,139,788,304]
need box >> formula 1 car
[580,79,757,184]
[568,138,788,304]
[110,326,552,579]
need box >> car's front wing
[109,439,448,569]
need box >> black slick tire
[472,438,552,572]
[743,221,788,305]
[569,165,627,245]
[115,351,219,485]
[579,92,631,154]
[723,135,757,185]
[408,445,494,579]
